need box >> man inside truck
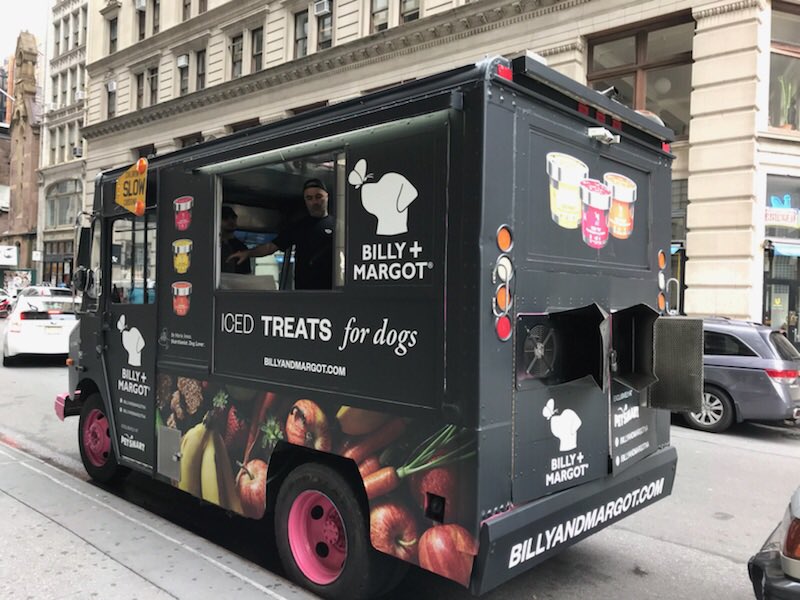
[227,178,334,289]
[220,205,252,275]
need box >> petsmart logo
[120,433,145,452]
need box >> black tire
[274,462,389,600]
[2,354,14,367]
[683,385,735,433]
[78,393,129,483]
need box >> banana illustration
[200,431,222,506]
[215,434,243,513]
[178,421,209,496]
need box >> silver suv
[685,317,800,433]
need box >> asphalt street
[0,317,798,599]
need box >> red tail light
[766,369,799,384]
[496,64,512,81]
[785,518,800,558]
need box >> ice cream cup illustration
[604,173,637,240]
[172,281,192,316]
[580,179,612,249]
[174,196,194,231]
[172,239,193,274]
[546,153,589,229]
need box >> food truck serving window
[217,151,345,292]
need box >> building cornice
[83,0,588,140]
[45,101,85,125]
[538,40,585,56]
[50,45,86,72]
[693,0,766,20]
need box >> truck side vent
[647,317,703,411]
[522,323,557,379]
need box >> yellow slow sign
[115,158,148,215]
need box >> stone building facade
[1,33,41,272]
[38,0,89,286]
[81,0,800,336]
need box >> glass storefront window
[765,175,800,240]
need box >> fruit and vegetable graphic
[158,376,479,586]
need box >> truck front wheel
[275,462,386,599]
[78,393,128,483]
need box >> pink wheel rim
[82,408,111,468]
[287,490,347,585]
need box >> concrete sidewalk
[0,441,316,600]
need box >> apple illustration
[418,524,477,587]
[285,399,332,451]
[369,502,419,563]
[409,465,457,520]
[236,459,268,519]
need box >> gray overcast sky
[1,0,51,66]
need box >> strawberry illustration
[224,405,249,455]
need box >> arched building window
[45,179,81,229]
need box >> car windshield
[769,331,800,361]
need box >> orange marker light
[497,226,513,252]
[136,157,148,174]
[496,285,510,312]
[658,249,667,270]
[134,199,145,216]
[657,292,666,312]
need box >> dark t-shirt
[273,215,334,289]
[221,236,252,274]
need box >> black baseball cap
[303,178,328,192]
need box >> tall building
[39,0,89,286]
[82,0,800,340]
[0,32,41,272]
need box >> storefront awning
[771,242,800,257]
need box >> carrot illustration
[358,455,382,478]
[361,424,476,500]
[343,418,406,465]
[364,466,401,498]
[243,392,276,465]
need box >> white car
[2,286,79,366]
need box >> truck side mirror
[76,226,92,268]
[73,266,88,292]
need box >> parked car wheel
[274,462,393,599]
[78,393,129,483]
[683,385,735,433]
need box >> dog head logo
[117,314,145,367]
[543,398,582,452]
[349,159,418,236]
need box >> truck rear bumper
[470,445,677,595]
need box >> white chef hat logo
[349,158,419,236]
[117,314,145,367]
[543,398,582,452]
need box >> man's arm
[228,241,279,265]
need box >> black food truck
[57,53,702,598]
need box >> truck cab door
[102,210,159,472]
